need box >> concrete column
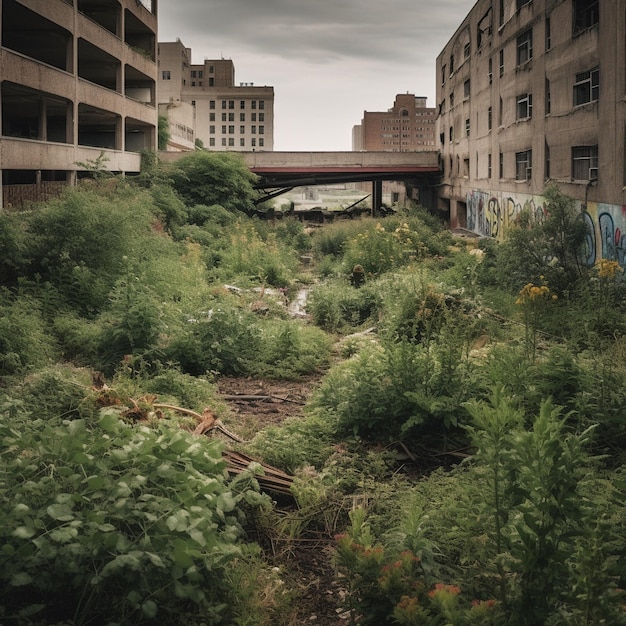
[39,98,47,141]
[372,179,383,217]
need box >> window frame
[571,145,598,181]
[573,67,599,106]
[515,150,532,180]
[517,29,533,65]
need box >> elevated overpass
[240,151,441,209]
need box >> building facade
[158,40,274,152]
[0,0,158,208]
[436,0,626,264]
[353,94,436,152]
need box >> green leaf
[141,599,158,618]
[99,411,121,433]
[12,525,36,539]
[47,503,74,521]
[10,572,34,586]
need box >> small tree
[167,151,258,214]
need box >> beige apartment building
[0,0,158,209]
[158,40,274,152]
[353,94,436,152]
[437,0,626,264]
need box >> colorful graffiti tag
[466,190,626,267]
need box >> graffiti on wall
[466,190,626,267]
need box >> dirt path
[217,374,350,625]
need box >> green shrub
[252,319,332,379]
[0,409,266,625]
[0,293,57,376]
[165,303,262,376]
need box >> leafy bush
[0,293,57,376]
[166,151,258,213]
[0,409,266,625]
[165,303,262,376]
[307,279,383,333]
[252,319,332,379]
[309,337,471,442]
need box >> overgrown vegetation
[0,152,624,625]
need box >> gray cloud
[157,0,472,150]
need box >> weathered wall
[466,188,626,267]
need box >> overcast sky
[157,1,473,151]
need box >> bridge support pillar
[372,180,383,217]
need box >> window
[545,142,550,179]
[441,64,447,85]
[545,78,551,114]
[517,0,531,9]
[221,138,227,146]
[221,100,227,109]
[240,113,245,122]
[259,101,265,110]
[449,54,455,74]
[228,125,234,134]
[228,100,234,109]
[516,150,532,180]
[251,113,257,122]
[221,113,227,122]
[208,65,214,73]
[572,145,598,180]
[161,70,171,80]
[198,71,203,78]
[464,42,471,59]
[209,125,215,134]
[228,138,234,147]
[463,157,470,177]
[251,125,256,134]
[240,125,245,134]
[228,113,234,122]
[545,16,551,50]
[499,49,504,76]
[252,101,257,110]
[259,125,265,135]
[259,138,264,147]
[240,100,246,109]
[499,0,504,26]
[499,152,504,178]
[450,92,455,107]
[449,125,454,141]
[488,106,492,130]
[251,138,256,148]
[573,0,599,35]
[259,113,265,122]
[516,93,533,119]
[221,125,226,134]
[488,58,493,84]
[488,153,492,178]
[209,138,215,147]
[240,138,245,147]
[574,67,599,105]
[210,100,216,109]
[191,70,196,78]
[208,78,214,87]
[499,97,503,125]
[465,118,470,136]
[517,29,533,65]
[464,80,471,98]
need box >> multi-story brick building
[353,94,436,152]
[436,0,626,264]
[158,39,274,151]
[0,0,158,208]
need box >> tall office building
[158,40,274,152]
[353,94,436,152]
[436,0,625,264]
[0,0,158,208]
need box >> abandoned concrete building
[436,0,626,263]
[0,0,158,208]
[157,39,274,152]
